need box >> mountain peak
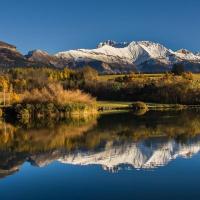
[26,49,48,57]
[1,39,200,73]
[97,40,130,48]
[55,40,200,73]
[176,49,193,55]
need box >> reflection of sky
[1,154,200,200]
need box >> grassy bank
[97,101,192,111]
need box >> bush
[131,102,149,111]
[21,83,96,107]
[9,83,98,121]
[19,108,30,124]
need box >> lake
[1,110,200,200]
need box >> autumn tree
[81,66,98,81]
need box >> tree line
[0,64,200,105]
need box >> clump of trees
[0,75,20,105]
[1,67,98,121]
[171,63,185,75]
[84,71,200,105]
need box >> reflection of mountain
[1,136,200,177]
[1,110,200,178]
[59,137,200,170]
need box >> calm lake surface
[1,110,200,200]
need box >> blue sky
[0,0,200,54]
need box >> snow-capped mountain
[97,40,130,48]
[55,40,200,73]
[1,39,200,73]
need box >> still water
[1,110,200,200]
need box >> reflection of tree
[0,121,16,146]
[77,110,200,149]
[1,110,200,178]
[0,116,97,179]
[0,116,97,153]
[1,111,200,153]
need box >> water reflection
[1,110,200,178]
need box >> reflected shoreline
[1,110,200,178]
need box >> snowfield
[55,40,200,66]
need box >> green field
[98,73,200,82]
[98,74,163,82]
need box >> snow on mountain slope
[55,40,200,72]
[196,52,200,56]
[55,41,173,65]
[175,49,200,61]
[97,40,129,48]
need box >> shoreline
[97,101,200,111]
[1,101,200,121]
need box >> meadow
[98,73,200,82]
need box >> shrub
[182,72,194,80]
[131,101,149,111]
[19,108,30,124]
[9,83,97,120]
[21,83,96,107]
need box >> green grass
[97,101,191,111]
[98,74,164,82]
[98,101,132,109]
[98,74,126,82]
[98,73,200,82]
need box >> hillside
[0,41,52,68]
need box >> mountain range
[1,40,200,73]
